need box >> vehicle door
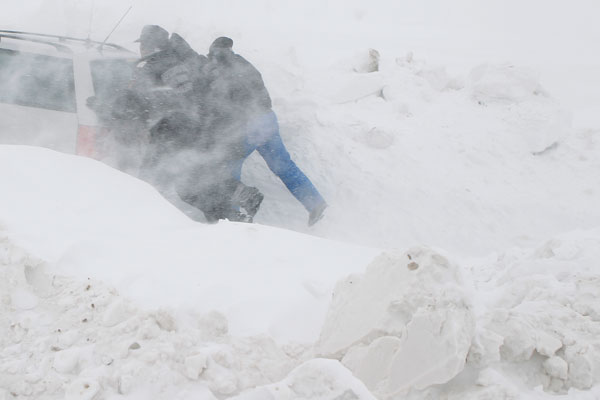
[0,48,78,153]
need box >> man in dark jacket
[112,26,264,223]
[202,37,327,226]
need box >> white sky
[2,0,599,110]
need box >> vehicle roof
[0,30,137,59]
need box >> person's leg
[252,111,326,213]
[176,164,263,223]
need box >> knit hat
[134,25,169,51]
[209,36,233,53]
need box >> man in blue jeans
[204,37,327,226]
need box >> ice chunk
[204,358,238,395]
[543,356,568,380]
[352,49,380,73]
[229,359,376,400]
[184,353,208,380]
[387,310,474,392]
[317,247,474,396]
[565,345,596,390]
[535,331,563,357]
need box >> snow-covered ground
[2,1,600,399]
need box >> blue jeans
[231,111,325,212]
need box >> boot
[232,183,264,218]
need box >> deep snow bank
[241,52,599,257]
[229,359,377,400]
[4,223,600,400]
[0,237,296,399]
[0,145,190,262]
[313,230,600,399]
[0,146,379,342]
[463,230,600,396]
[1,240,375,400]
[2,146,600,400]
[2,3,600,257]
[0,145,380,399]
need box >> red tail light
[76,125,107,159]
[76,125,97,157]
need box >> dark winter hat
[209,36,233,53]
[134,25,169,50]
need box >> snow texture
[1,1,600,399]
[0,237,297,399]
[229,359,377,400]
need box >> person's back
[203,38,270,128]
[201,37,328,226]
[131,29,264,223]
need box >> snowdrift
[0,146,378,342]
[241,52,599,258]
[314,239,600,399]
[2,3,600,397]
[2,146,600,400]
[0,146,379,398]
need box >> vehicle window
[90,59,134,101]
[0,49,76,113]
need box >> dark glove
[86,95,98,109]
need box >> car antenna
[98,5,132,51]
[85,0,95,47]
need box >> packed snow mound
[405,229,600,399]
[468,63,571,152]
[465,230,600,394]
[229,359,376,400]
[0,238,298,399]
[0,145,379,342]
[4,226,600,400]
[317,247,475,397]
[312,231,600,399]
[0,145,191,262]
[245,53,595,257]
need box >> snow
[317,247,475,397]
[0,146,378,342]
[1,1,600,399]
[229,359,377,400]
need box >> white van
[0,30,137,159]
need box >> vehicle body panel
[0,102,78,153]
[0,31,137,157]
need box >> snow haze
[1,1,600,399]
